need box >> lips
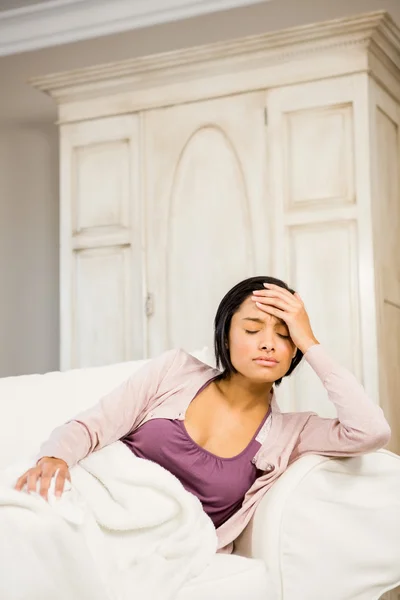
[253,357,279,367]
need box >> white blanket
[0,442,218,600]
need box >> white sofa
[1,350,400,600]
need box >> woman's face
[227,296,297,382]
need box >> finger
[255,301,287,320]
[39,474,52,501]
[253,286,298,307]
[14,473,28,491]
[263,283,294,293]
[294,292,304,304]
[252,295,294,313]
[27,471,39,495]
[255,289,299,309]
[262,285,299,306]
[54,471,68,497]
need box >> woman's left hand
[252,283,319,354]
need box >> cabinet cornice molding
[31,11,400,101]
[31,11,400,123]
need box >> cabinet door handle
[145,292,154,317]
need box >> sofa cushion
[0,347,215,468]
[177,554,274,600]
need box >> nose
[258,323,276,351]
[259,335,275,352]
[260,342,274,351]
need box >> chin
[239,365,277,382]
[250,362,286,380]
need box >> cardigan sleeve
[35,348,180,468]
[290,344,391,462]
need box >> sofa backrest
[0,348,215,469]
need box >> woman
[15,276,391,552]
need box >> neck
[215,373,273,413]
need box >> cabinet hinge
[264,107,268,126]
[145,292,154,317]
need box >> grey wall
[1,0,400,376]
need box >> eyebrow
[242,317,287,326]
[242,317,264,324]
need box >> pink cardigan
[36,344,391,553]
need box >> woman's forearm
[35,420,93,467]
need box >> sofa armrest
[234,451,400,600]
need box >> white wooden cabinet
[33,11,400,454]
[144,92,269,357]
[59,115,144,369]
[266,76,373,418]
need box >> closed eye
[245,330,290,339]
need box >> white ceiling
[0,0,51,11]
[0,0,270,56]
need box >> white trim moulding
[0,0,269,57]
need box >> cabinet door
[144,92,268,357]
[267,76,375,415]
[371,83,400,455]
[60,115,143,369]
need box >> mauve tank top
[121,377,271,528]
